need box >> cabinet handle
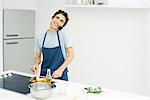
[6,42,18,44]
[6,34,19,37]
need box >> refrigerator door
[4,38,34,74]
[3,9,35,39]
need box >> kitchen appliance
[3,9,35,74]
[0,73,31,94]
[0,72,56,94]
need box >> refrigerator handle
[6,42,19,44]
[6,34,19,37]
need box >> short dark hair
[52,10,69,28]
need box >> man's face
[51,14,66,30]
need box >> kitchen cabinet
[3,0,36,10]
[3,9,35,39]
[65,0,150,8]
[3,9,35,74]
[4,39,34,74]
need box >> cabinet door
[3,9,35,39]
[3,0,36,10]
[0,9,3,72]
[4,39,34,74]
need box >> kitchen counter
[0,70,150,100]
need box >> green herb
[84,86,103,94]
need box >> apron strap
[57,31,61,46]
[42,32,48,47]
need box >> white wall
[147,9,150,96]
[67,8,149,96]
[36,0,150,96]
[36,0,65,35]
[0,0,3,72]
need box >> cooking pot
[28,82,52,99]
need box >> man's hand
[52,68,63,78]
[31,64,39,73]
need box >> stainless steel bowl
[28,82,52,99]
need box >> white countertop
[0,70,150,100]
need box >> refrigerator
[3,9,35,74]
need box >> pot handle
[28,84,32,88]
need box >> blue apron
[40,31,68,81]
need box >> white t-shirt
[35,30,73,59]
